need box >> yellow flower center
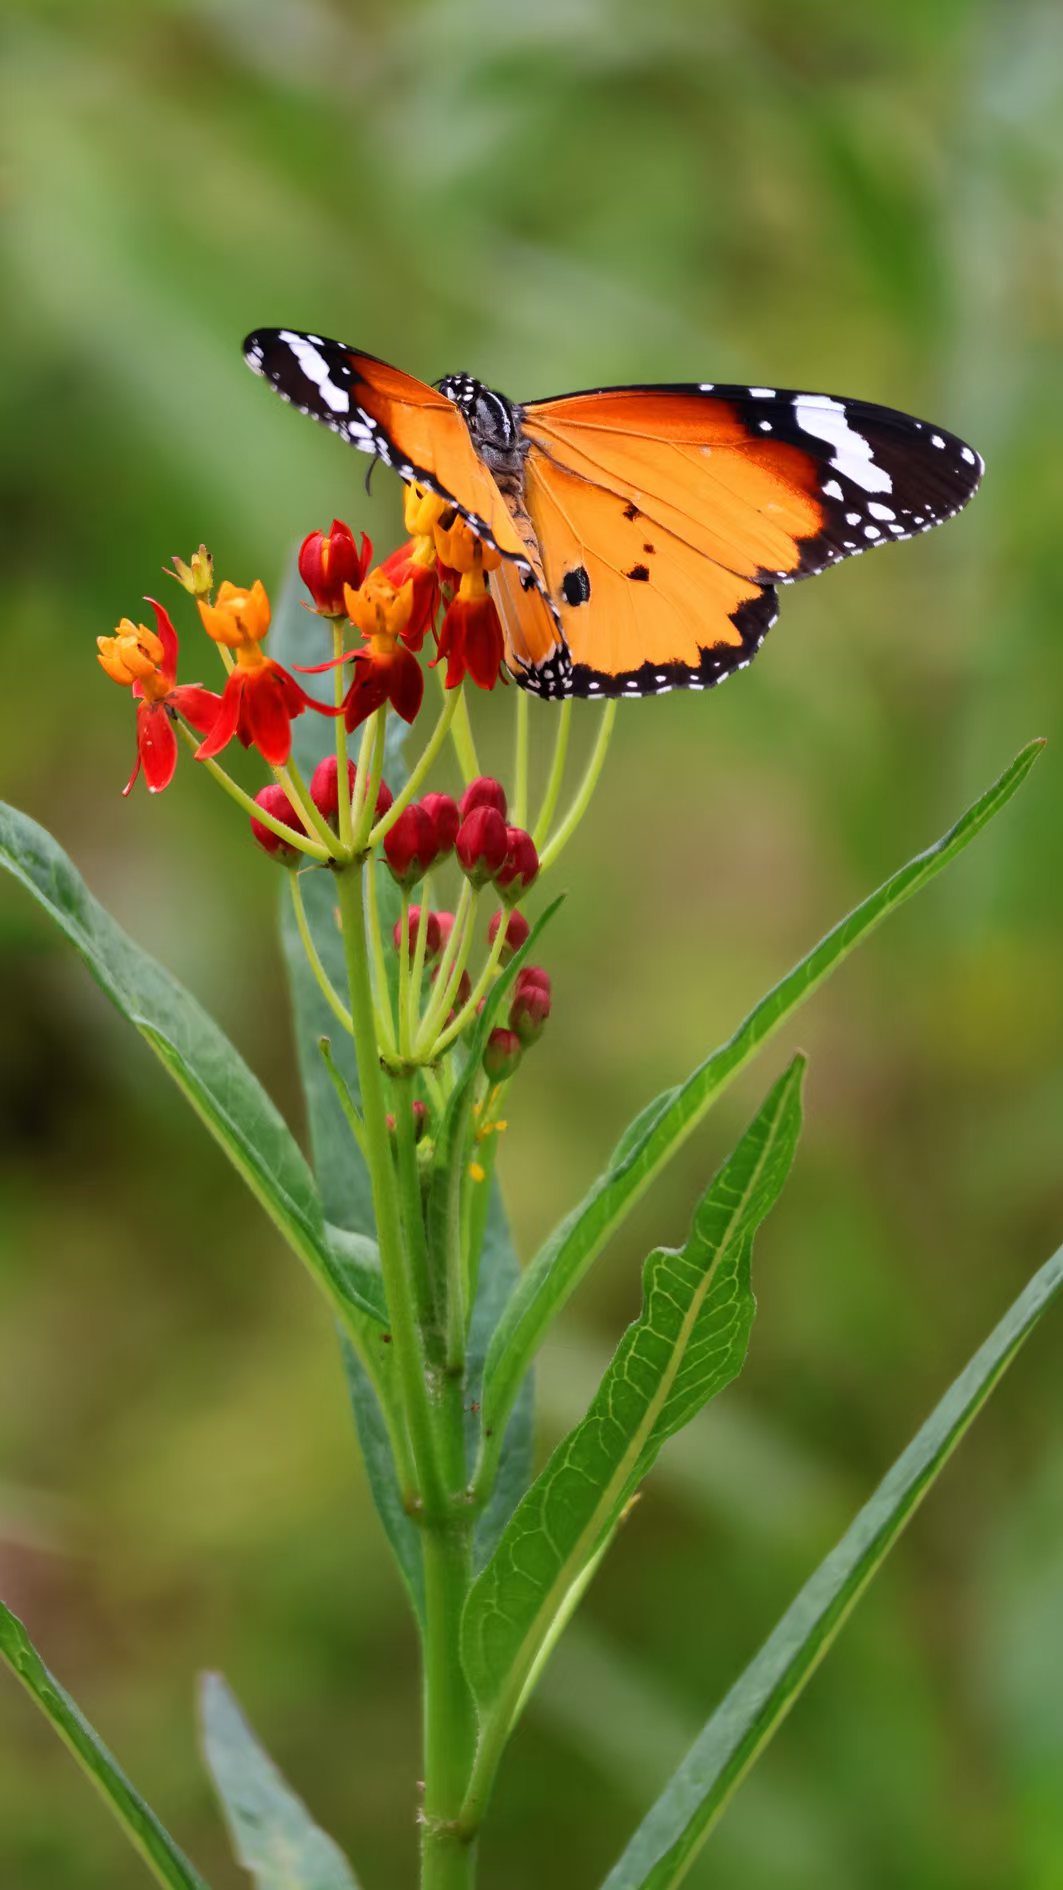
[434,513,501,580]
[345,570,414,652]
[97,619,170,698]
[198,578,271,652]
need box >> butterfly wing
[243,329,527,562]
[502,383,983,698]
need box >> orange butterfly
[244,330,983,700]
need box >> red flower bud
[515,965,552,1001]
[510,977,551,1045]
[456,806,508,886]
[393,906,443,961]
[496,826,540,902]
[250,784,306,864]
[310,754,393,825]
[383,803,438,886]
[421,791,460,857]
[299,520,372,616]
[459,776,507,822]
[483,1026,523,1082]
[488,909,530,963]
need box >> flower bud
[250,784,306,864]
[386,1098,430,1141]
[420,792,460,857]
[510,976,551,1045]
[515,966,552,1001]
[169,544,214,597]
[309,755,392,824]
[299,520,371,617]
[393,906,443,962]
[383,804,438,886]
[488,909,530,963]
[459,776,507,822]
[456,806,508,886]
[483,1026,523,1082]
[496,826,540,903]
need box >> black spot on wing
[561,565,591,606]
[622,501,641,521]
[626,564,650,582]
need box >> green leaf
[0,802,378,1348]
[0,1601,209,1890]
[200,1672,360,1890]
[463,1059,804,1757]
[479,740,1043,1467]
[599,1240,1063,1890]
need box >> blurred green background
[2,1,1062,1885]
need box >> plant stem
[444,678,480,783]
[175,722,332,861]
[513,686,529,829]
[538,698,617,872]
[317,1037,367,1158]
[332,623,354,854]
[288,874,352,1033]
[420,1379,478,1890]
[532,699,572,847]
[277,755,338,853]
[335,862,440,1511]
[365,856,398,1057]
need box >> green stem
[334,863,441,1511]
[414,882,473,1055]
[353,708,388,850]
[444,678,480,784]
[420,1386,478,1890]
[277,755,339,853]
[532,699,572,848]
[538,698,618,872]
[392,1069,438,1356]
[288,874,353,1033]
[431,913,508,1059]
[513,687,529,829]
[370,691,460,848]
[317,1036,367,1158]
[398,890,412,1059]
[175,723,331,861]
[365,857,398,1057]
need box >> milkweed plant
[1,489,1060,1890]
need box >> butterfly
[244,328,983,702]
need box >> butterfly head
[436,372,524,471]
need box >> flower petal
[244,670,294,766]
[168,683,224,734]
[137,701,178,793]
[388,644,425,724]
[195,671,242,759]
[144,597,180,682]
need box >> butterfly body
[245,328,983,701]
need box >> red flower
[383,803,439,887]
[341,569,426,732]
[510,967,551,1044]
[496,826,540,902]
[310,755,393,824]
[394,906,443,962]
[196,580,332,767]
[299,520,373,618]
[434,590,505,691]
[488,909,530,963]
[97,599,222,796]
[421,792,460,856]
[483,1026,523,1081]
[456,806,509,886]
[250,784,306,863]
[380,543,440,652]
[459,776,507,821]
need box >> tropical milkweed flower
[97,599,222,796]
[432,514,505,691]
[299,520,372,618]
[340,568,425,731]
[196,579,330,767]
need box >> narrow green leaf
[0,804,377,1345]
[200,1672,360,1890]
[463,1059,804,1754]
[0,1601,209,1890]
[480,740,1043,1463]
[600,1240,1063,1890]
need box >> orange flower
[97,601,222,795]
[339,568,425,731]
[195,578,332,767]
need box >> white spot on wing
[277,331,349,414]
[749,387,775,399]
[793,394,892,494]
[822,479,843,500]
[868,501,896,520]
